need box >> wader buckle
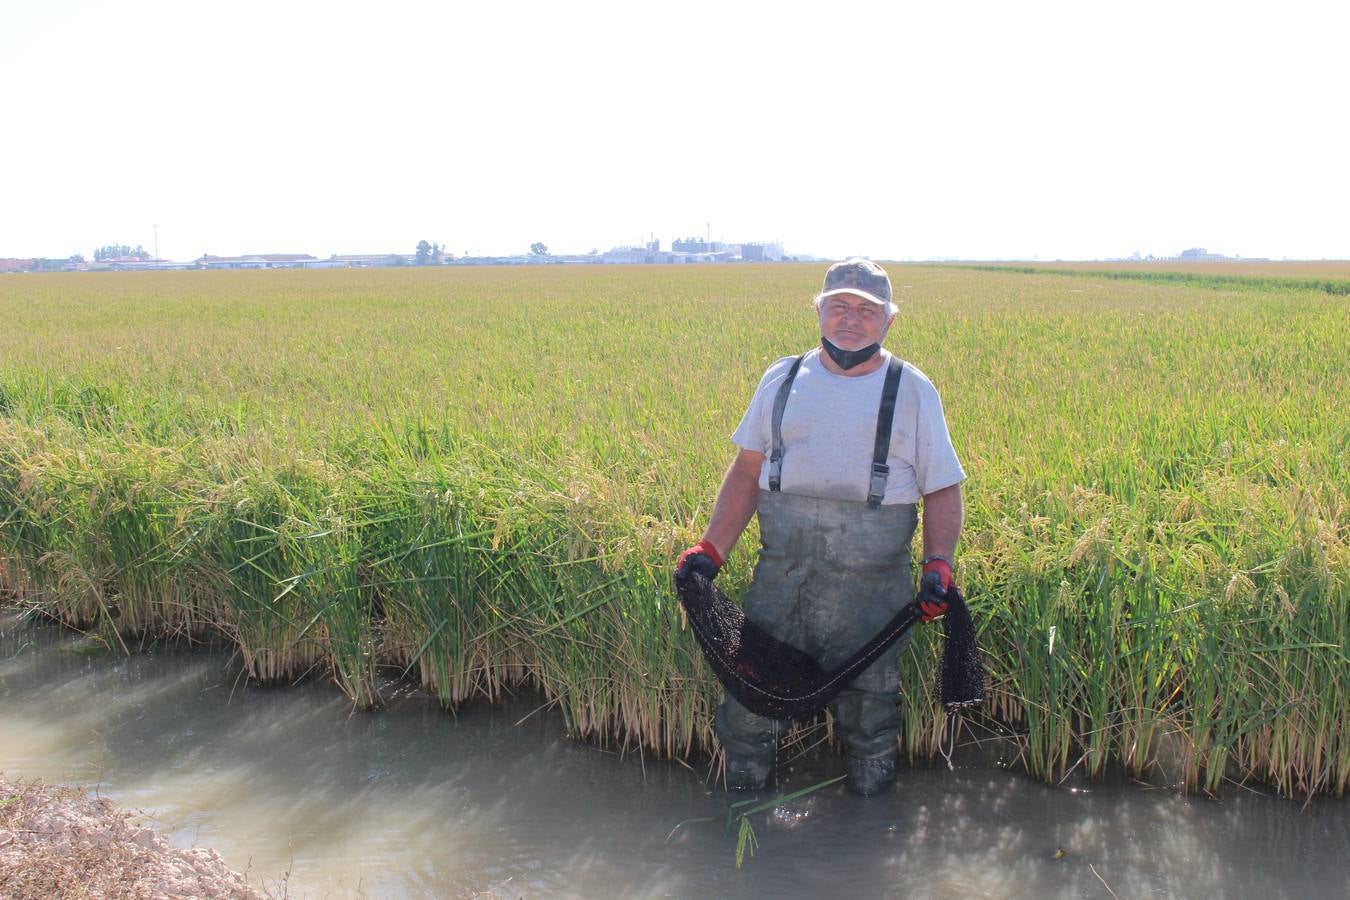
[867,461,890,509]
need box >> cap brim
[818,287,889,306]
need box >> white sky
[3,0,1347,261]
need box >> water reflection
[2,612,1346,899]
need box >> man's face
[818,292,894,350]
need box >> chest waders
[714,354,919,774]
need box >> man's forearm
[703,451,764,559]
[921,483,963,561]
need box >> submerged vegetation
[0,265,1345,796]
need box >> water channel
[2,610,1345,899]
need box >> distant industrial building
[197,254,318,269]
[739,242,784,262]
[673,237,712,253]
[1177,247,1228,261]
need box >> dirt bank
[1,776,265,899]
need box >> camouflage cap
[817,258,892,307]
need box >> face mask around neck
[821,336,881,370]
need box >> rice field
[964,260,1350,279]
[1,264,1345,796]
[953,260,1350,296]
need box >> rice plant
[0,264,1345,795]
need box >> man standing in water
[675,258,966,796]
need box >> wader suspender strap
[767,354,806,492]
[768,353,905,505]
[867,355,905,508]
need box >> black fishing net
[935,581,986,712]
[675,572,985,721]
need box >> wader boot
[714,490,918,794]
[847,754,898,797]
[724,752,774,791]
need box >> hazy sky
[3,0,1347,261]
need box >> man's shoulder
[767,350,812,375]
[892,356,941,395]
[753,350,815,391]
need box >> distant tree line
[94,244,151,261]
[414,240,445,265]
[29,258,73,271]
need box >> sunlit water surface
[1,612,1345,899]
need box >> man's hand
[675,538,723,583]
[922,556,953,590]
[917,566,952,623]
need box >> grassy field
[1,264,1345,796]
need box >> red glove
[675,538,724,583]
[922,557,952,590]
[918,558,953,622]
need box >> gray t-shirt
[731,348,966,504]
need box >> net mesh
[675,572,985,721]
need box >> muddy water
[1,611,1345,899]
